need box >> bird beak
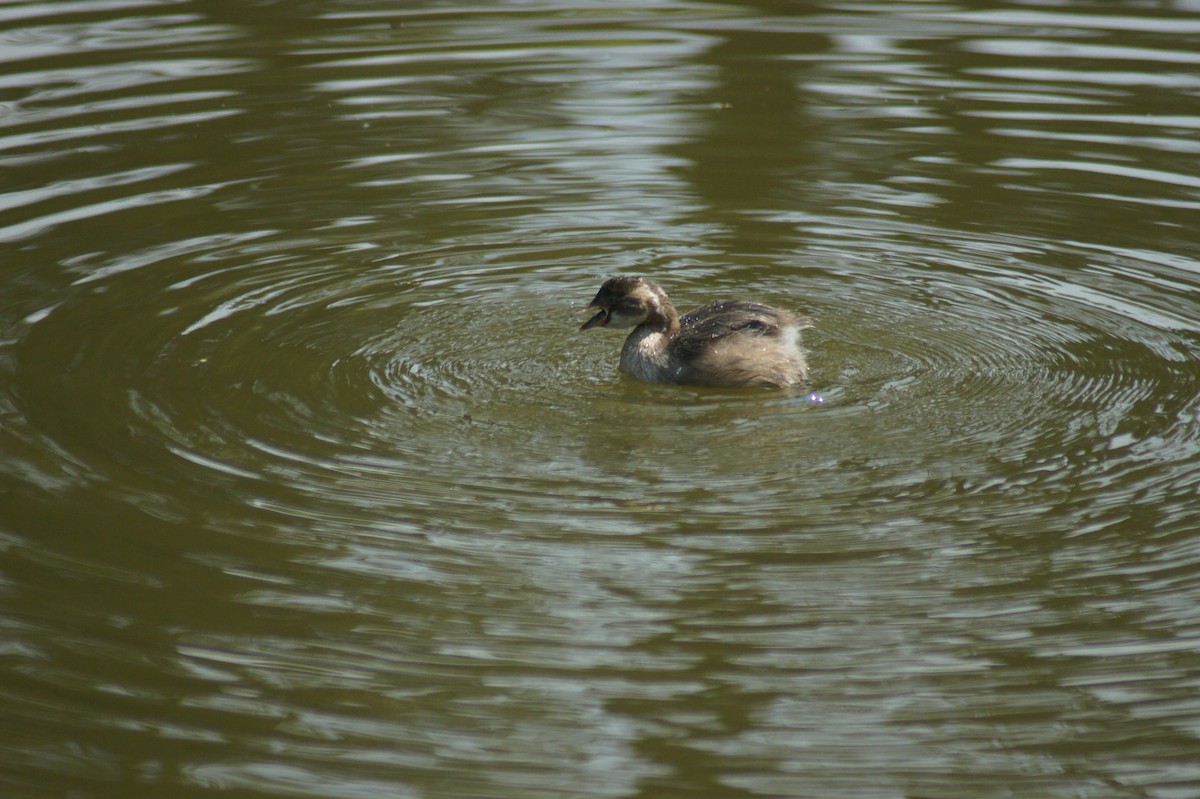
[578,306,609,331]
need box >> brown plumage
[579,276,811,388]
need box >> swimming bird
[579,276,810,388]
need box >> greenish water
[3,1,1200,797]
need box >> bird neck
[641,296,680,334]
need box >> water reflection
[2,1,1200,798]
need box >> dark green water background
[3,1,1200,797]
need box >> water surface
[2,1,1200,797]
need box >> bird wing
[674,301,794,355]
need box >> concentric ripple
[11,221,1200,547]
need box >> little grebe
[579,276,810,388]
